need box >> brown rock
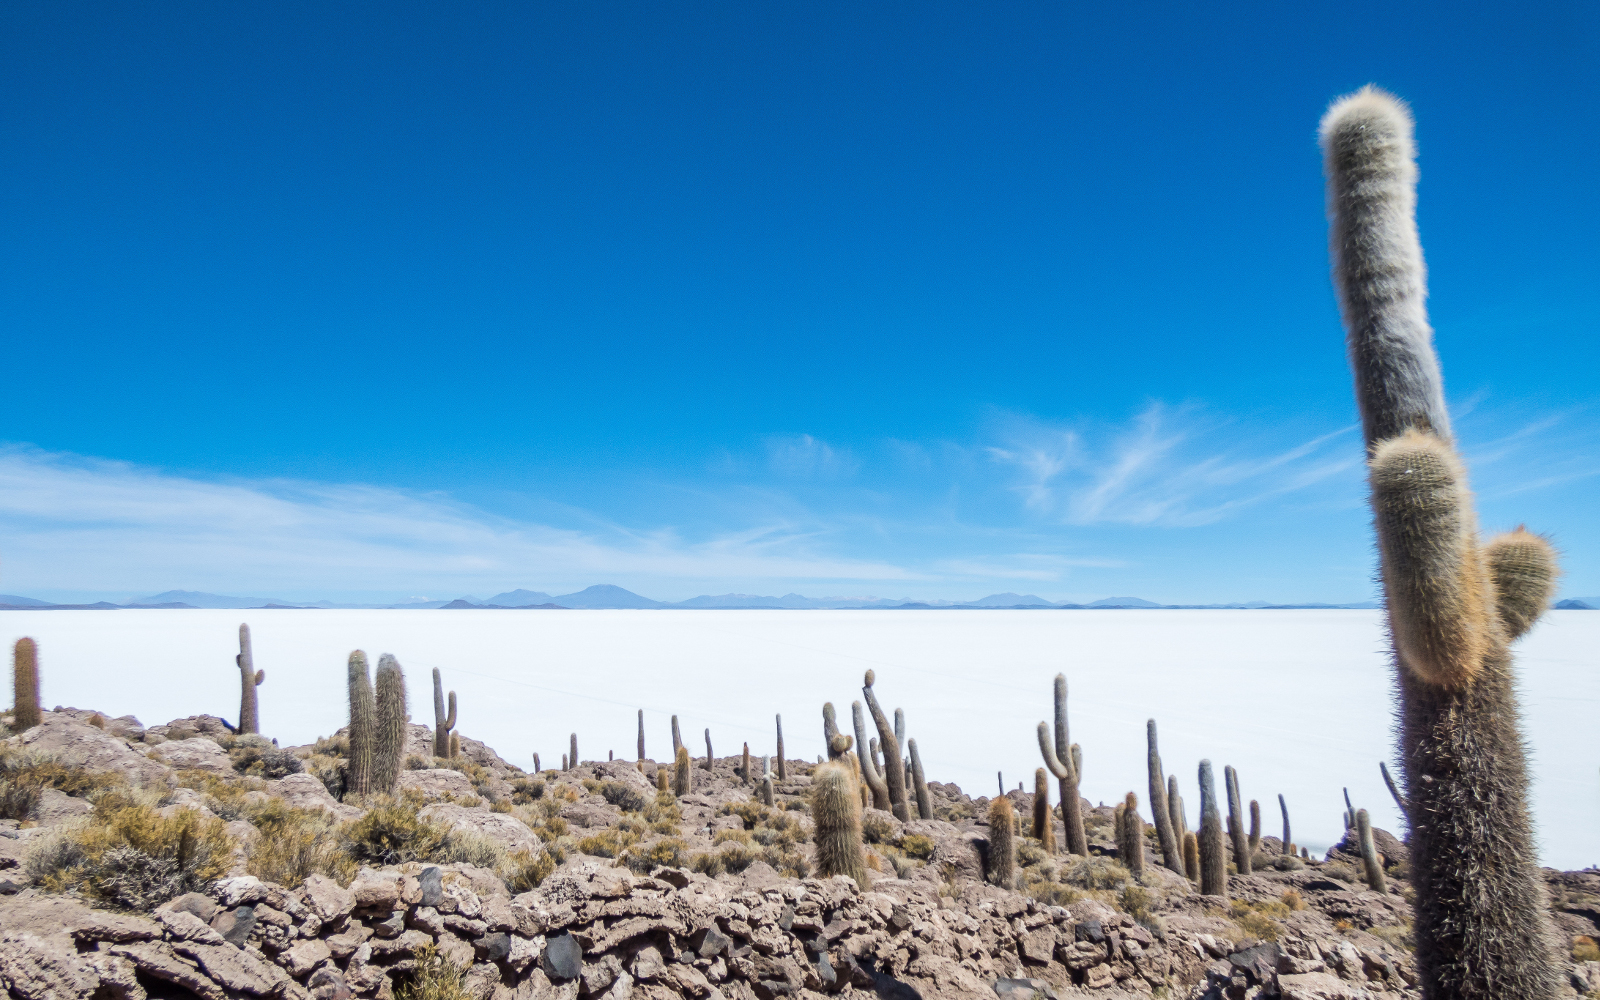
[268,774,361,820]
[109,940,229,1000]
[283,938,333,977]
[420,803,545,855]
[398,767,477,800]
[12,713,172,787]
[149,737,235,775]
[302,874,355,922]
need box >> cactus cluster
[861,671,910,821]
[1113,792,1144,876]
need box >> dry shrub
[623,837,688,874]
[32,795,235,910]
[228,736,303,779]
[577,827,639,859]
[397,943,471,1000]
[898,834,935,860]
[505,849,556,891]
[245,799,356,887]
[342,797,450,865]
[861,813,896,844]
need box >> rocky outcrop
[12,712,172,786]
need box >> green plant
[346,651,375,799]
[861,811,895,844]
[899,833,935,860]
[341,796,450,865]
[1168,774,1187,838]
[1198,760,1226,898]
[810,761,867,890]
[1037,674,1087,856]
[861,671,909,821]
[1146,720,1181,873]
[597,780,649,813]
[1121,883,1152,923]
[576,827,639,858]
[12,638,40,733]
[1248,799,1261,853]
[822,702,852,759]
[1183,831,1199,883]
[569,733,578,771]
[1322,85,1557,1000]
[1574,937,1600,963]
[373,655,408,795]
[702,730,711,772]
[505,848,555,891]
[431,668,457,758]
[774,714,786,780]
[228,735,303,779]
[1279,794,1292,856]
[36,797,235,910]
[234,623,264,735]
[987,796,1016,888]
[624,837,688,874]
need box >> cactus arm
[893,708,905,747]
[822,702,842,759]
[851,701,889,809]
[1380,761,1409,820]
[1036,722,1072,781]
[1485,529,1559,640]
[445,691,456,732]
[1224,766,1251,875]
[861,671,909,821]
[254,669,264,686]
[1279,794,1292,856]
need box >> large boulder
[267,773,360,820]
[149,738,235,776]
[398,768,476,801]
[9,713,171,787]
[420,803,545,856]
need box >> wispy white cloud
[764,434,858,479]
[0,445,916,598]
[985,404,1363,527]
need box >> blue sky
[1,2,1596,604]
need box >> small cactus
[1032,769,1055,852]
[1357,808,1387,893]
[570,733,578,771]
[742,742,751,785]
[1198,760,1227,898]
[427,668,456,758]
[656,766,668,792]
[449,732,459,758]
[811,761,868,890]
[372,654,408,795]
[673,745,690,797]
[908,738,932,820]
[346,651,375,799]
[1224,766,1252,875]
[1248,799,1261,853]
[987,796,1016,888]
[236,624,264,735]
[1147,720,1182,873]
[532,753,540,773]
[775,714,787,780]
[1184,831,1201,883]
[637,709,645,761]
[1037,674,1088,856]
[1279,794,1292,856]
[1116,791,1145,876]
[11,638,40,732]
[561,754,568,770]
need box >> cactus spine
[235,624,263,734]
[908,738,932,820]
[1031,769,1055,851]
[1279,794,1292,856]
[861,671,909,821]
[1198,760,1226,899]
[1224,765,1252,875]
[1357,808,1387,893]
[851,701,889,810]
[1116,792,1145,876]
[346,651,375,799]
[775,714,786,779]
[431,667,456,758]
[1323,86,1557,1000]
[986,796,1016,888]
[1146,720,1182,873]
[372,654,407,795]
[637,710,645,761]
[1037,673,1088,856]
[11,638,40,733]
[811,761,868,890]
[673,745,690,796]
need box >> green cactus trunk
[673,745,690,797]
[346,651,375,799]
[431,668,456,758]
[1248,799,1261,853]
[741,742,750,785]
[1147,720,1182,874]
[637,710,645,761]
[1118,792,1145,876]
[1037,674,1088,856]
[703,729,713,772]
[236,624,263,735]
[1183,831,1200,884]
[775,715,786,780]
[1168,775,1187,839]
[372,654,407,795]
[1323,86,1557,1000]
[811,761,868,890]
[851,701,889,810]
[1357,808,1387,894]
[860,671,909,821]
[11,638,40,733]
[986,796,1016,888]
[1198,760,1226,899]
[1032,769,1055,853]
[908,738,933,820]
[671,715,682,756]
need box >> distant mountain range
[3,584,1594,612]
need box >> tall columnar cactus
[1248,800,1261,853]
[1037,674,1088,856]
[431,668,456,758]
[1224,766,1252,875]
[811,761,868,890]
[656,767,668,792]
[235,624,264,735]
[570,733,579,771]
[346,651,375,799]
[1357,808,1387,894]
[1183,831,1200,883]
[11,637,40,732]
[1279,794,1292,856]
[449,732,460,759]
[1343,788,1356,831]
[775,714,787,780]
[823,703,844,760]
[671,715,682,756]
[533,753,541,773]
[986,796,1016,888]
[861,671,909,821]
[638,710,645,761]
[908,738,932,820]
[1146,720,1182,873]
[741,743,751,785]
[851,701,889,810]
[1322,86,1558,1000]
[1031,769,1055,851]
[703,729,713,772]
[673,745,690,797]
[1198,760,1227,899]
[1116,792,1145,876]
[1168,775,1187,838]
[373,654,408,795]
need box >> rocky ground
[1,707,1598,1000]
